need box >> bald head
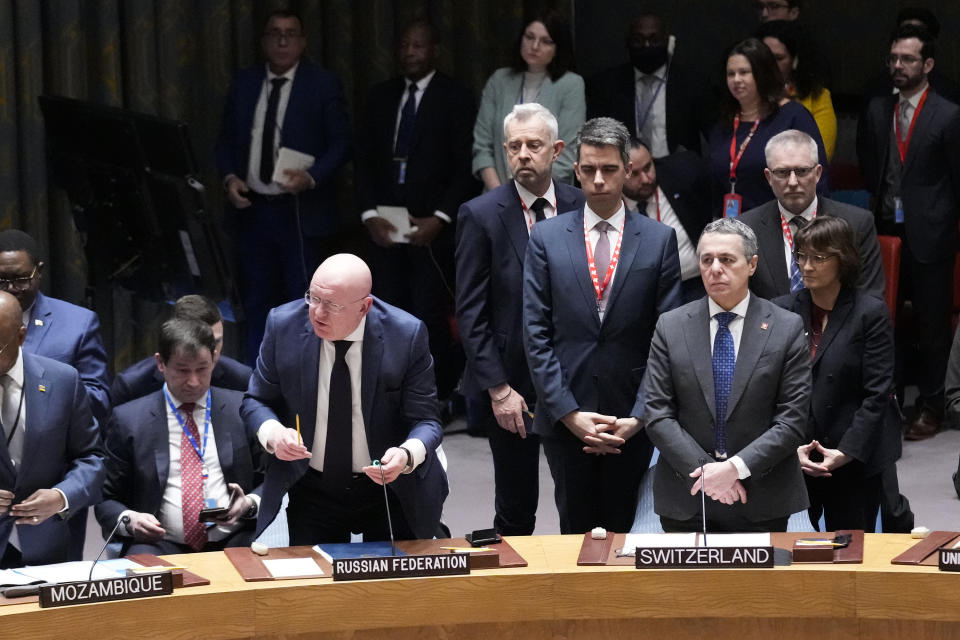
[307,254,374,340]
[0,292,25,375]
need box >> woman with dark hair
[705,38,827,215]
[773,216,901,531]
[472,9,585,189]
[757,20,837,159]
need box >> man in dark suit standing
[523,117,682,534]
[356,21,477,402]
[644,218,811,532]
[857,24,960,440]
[622,139,711,303]
[111,294,251,407]
[242,254,447,543]
[216,9,350,363]
[586,12,705,156]
[456,103,584,535]
[96,318,261,555]
[0,292,103,568]
[740,130,885,301]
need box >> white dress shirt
[245,62,299,194]
[707,293,752,479]
[777,195,818,277]
[515,180,558,233]
[584,202,627,320]
[634,64,669,158]
[644,186,698,281]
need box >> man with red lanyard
[858,24,960,442]
[623,138,711,303]
[522,117,682,534]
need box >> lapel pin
[34,319,43,326]
[760,322,769,331]
[38,384,46,392]
[673,193,680,200]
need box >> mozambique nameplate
[39,572,174,608]
[332,553,470,581]
[635,546,774,569]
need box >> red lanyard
[728,114,761,183]
[894,87,929,164]
[584,216,625,306]
[520,195,557,231]
[780,207,817,250]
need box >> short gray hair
[764,129,819,167]
[576,117,630,166]
[698,217,758,261]
[503,103,559,144]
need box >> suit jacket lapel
[726,297,773,417]
[10,356,41,490]
[298,320,321,448]
[498,184,530,263]
[602,212,640,321]
[902,93,934,174]
[564,210,600,323]
[23,293,53,352]
[811,288,853,368]
[150,393,171,492]
[210,389,234,478]
[758,203,790,293]
[683,300,716,420]
[360,307,384,451]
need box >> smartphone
[198,507,228,522]
[465,528,502,547]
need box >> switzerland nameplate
[332,553,470,581]
[39,572,173,608]
[635,546,774,569]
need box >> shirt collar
[266,61,299,82]
[162,383,210,410]
[405,69,436,93]
[5,347,24,389]
[584,201,626,230]
[343,314,367,342]
[898,82,928,108]
[777,195,818,224]
[634,63,668,83]
[708,291,751,319]
[514,180,557,211]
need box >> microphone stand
[699,458,707,547]
[88,515,131,582]
[374,461,397,556]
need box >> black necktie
[259,77,288,184]
[394,83,419,158]
[321,340,353,492]
[530,197,549,223]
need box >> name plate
[39,572,173,608]
[635,546,774,569]
[938,548,960,571]
[332,553,470,582]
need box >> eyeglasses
[887,54,923,67]
[0,266,39,291]
[756,1,790,12]
[795,252,837,265]
[304,292,366,314]
[768,166,818,180]
[522,32,555,48]
[264,29,303,43]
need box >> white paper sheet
[271,147,315,184]
[619,533,698,555]
[375,205,417,244]
[262,557,324,579]
[16,559,138,584]
[700,533,771,547]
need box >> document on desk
[619,533,697,555]
[15,559,140,584]
[0,569,42,586]
[701,533,771,547]
[262,557,324,579]
[272,147,315,184]
[375,206,416,244]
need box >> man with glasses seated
[216,8,350,365]
[242,254,447,544]
[0,230,110,424]
[739,129,884,301]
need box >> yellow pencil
[296,413,302,445]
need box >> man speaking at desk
[643,218,810,532]
[242,254,447,544]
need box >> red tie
[179,402,207,551]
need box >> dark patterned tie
[530,197,549,222]
[789,216,807,293]
[179,402,207,551]
[259,77,288,184]
[394,83,419,158]
[712,312,737,459]
[322,341,353,492]
[594,221,613,311]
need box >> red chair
[877,235,900,326]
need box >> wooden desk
[0,534,957,639]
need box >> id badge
[723,193,743,218]
[395,159,407,185]
[894,196,904,224]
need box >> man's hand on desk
[225,176,252,209]
[365,217,397,248]
[489,384,529,438]
[362,447,406,485]
[583,417,643,454]
[281,169,313,194]
[270,427,312,461]
[689,461,746,504]
[11,489,65,525]
[127,512,166,542]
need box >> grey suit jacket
[643,295,811,521]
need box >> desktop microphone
[88,514,131,582]
[698,458,707,547]
[373,460,397,556]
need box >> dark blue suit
[0,352,104,566]
[523,207,682,532]
[110,355,252,408]
[241,297,447,540]
[95,388,262,553]
[25,292,110,423]
[216,59,351,362]
[456,181,583,534]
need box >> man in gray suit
[643,218,811,532]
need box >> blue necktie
[788,216,807,293]
[394,83,418,158]
[712,311,737,458]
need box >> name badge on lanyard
[725,114,760,218]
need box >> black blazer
[455,181,585,401]
[111,355,252,408]
[355,71,479,222]
[586,59,707,154]
[857,89,960,263]
[650,150,712,248]
[739,197,886,301]
[773,288,901,475]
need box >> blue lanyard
[163,387,211,465]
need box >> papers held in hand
[376,206,418,244]
[271,147,315,184]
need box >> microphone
[88,514,131,582]
[698,458,707,547]
[373,460,397,556]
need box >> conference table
[0,534,957,639]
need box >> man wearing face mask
[586,11,707,157]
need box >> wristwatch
[399,446,413,472]
[242,499,258,520]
